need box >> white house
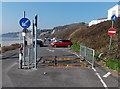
[89,2,120,26]
[108,1,120,20]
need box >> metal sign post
[19,11,31,67]
[23,11,26,66]
[32,20,35,47]
[109,21,113,51]
[108,15,117,52]
[34,15,38,68]
[109,35,112,51]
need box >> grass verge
[69,40,119,73]
[106,59,120,72]
[1,43,21,53]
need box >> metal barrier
[80,45,95,67]
[37,45,40,58]
[19,31,40,69]
[28,47,35,67]
[27,45,40,68]
[20,45,40,68]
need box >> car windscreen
[59,40,71,42]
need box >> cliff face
[50,22,87,39]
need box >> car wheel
[54,45,57,47]
[67,45,71,48]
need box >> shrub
[71,41,80,52]
[106,59,120,72]
[94,53,100,61]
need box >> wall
[108,4,120,20]
[88,19,108,26]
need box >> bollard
[19,47,23,69]
[54,56,57,65]
[19,53,22,69]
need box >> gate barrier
[80,45,95,68]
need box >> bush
[71,41,80,52]
[106,59,120,72]
[94,53,100,61]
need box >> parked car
[51,40,72,47]
[33,40,44,47]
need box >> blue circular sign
[111,15,117,21]
[19,18,31,28]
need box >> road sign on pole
[108,28,116,51]
[19,18,31,28]
[111,15,117,21]
[108,28,116,36]
[108,15,117,52]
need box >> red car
[51,40,72,47]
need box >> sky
[1,2,118,34]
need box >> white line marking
[92,67,96,72]
[103,72,111,78]
[7,62,18,72]
[92,67,108,89]
[66,49,108,88]
[47,49,55,52]
[73,53,80,57]
[96,73,108,88]
[67,50,80,57]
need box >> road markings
[67,50,80,58]
[72,53,80,58]
[92,67,108,89]
[6,62,18,72]
[92,67,96,71]
[47,49,55,52]
[103,72,111,78]
[69,50,108,88]
[66,50,108,88]
[96,73,108,88]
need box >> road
[2,45,119,88]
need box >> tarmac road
[2,45,119,88]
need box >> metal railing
[80,45,95,67]
[20,45,40,68]
[37,45,40,58]
[28,47,35,67]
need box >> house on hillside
[89,1,120,26]
[108,1,120,20]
